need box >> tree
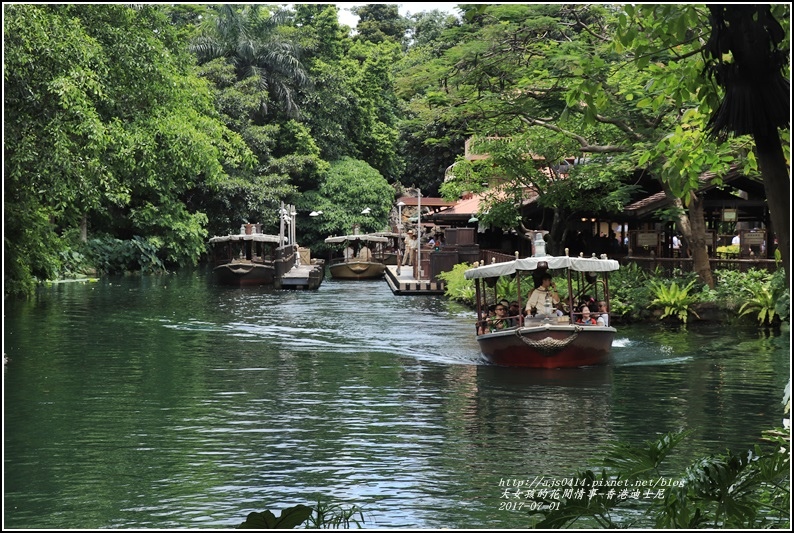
[352,4,409,46]
[703,5,790,288]
[190,4,309,119]
[616,4,789,288]
[4,4,253,294]
[294,157,395,253]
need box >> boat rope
[514,326,582,355]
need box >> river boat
[464,253,620,369]
[368,231,402,265]
[324,233,389,280]
[209,230,286,287]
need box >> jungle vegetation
[4,4,790,297]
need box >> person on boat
[525,273,560,316]
[577,305,598,325]
[507,301,521,326]
[358,245,372,261]
[596,300,609,326]
[344,245,355,261]
[477,304,496,335]
[489,303,510,332]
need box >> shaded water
[3,270,789,529]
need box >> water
[3,270,790,529]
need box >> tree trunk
[666,188,714,288]
[548,208,565,255]
[80,213,88,243]
[754,129,790,289]
[687,193,714,289]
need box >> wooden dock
[385,265,445,295]
[277,260,325,290]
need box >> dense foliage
[4,4,789,297]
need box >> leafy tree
[4,4,253,294]
[295,157,395,253]
[702,5,790,288]
[190,4,309,119]
[615,4,790,288]
[352,4,409,46]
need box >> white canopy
[368,231,401,238]
[209,234,285,244]
[324,234,389,244]
[464,255,620,280]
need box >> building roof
[396,196,456,209]
[622,167,761,218]
[429,189,540,222]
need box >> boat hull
[328,261,386,280]
[477,324,615,368]
[213,262,276,287]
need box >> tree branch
[518,115,631,153]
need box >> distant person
[402,231,417,266]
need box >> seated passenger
[489,304,510,332]
[596,300,609,326]
[576,305,597,325]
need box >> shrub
[438,263,476,305]
[647,280,700,323]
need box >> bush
[83,235,166,275]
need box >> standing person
[525,273,560,316]
[402,230,416,266]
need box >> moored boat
[464,253,620,368]
[209,231,285,287]
[324,233,389,280]
[367,231,402,265]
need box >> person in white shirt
[596,300,609,326]
[525,273,560,316]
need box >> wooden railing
[623,256,778,274]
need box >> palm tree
[190,4,309,118]
[703,5,790,288]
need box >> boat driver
[524,273,561,316]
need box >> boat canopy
[368,231,401,238]
[464,255,620,280]
[209,234,285,244]
[324,234,389,244]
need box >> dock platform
[278,261,325,290]
[385,265,445,295]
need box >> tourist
[596,300,609,326]
[358,245,372,261]
[489,304,509,332]
[577,305,597,325]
